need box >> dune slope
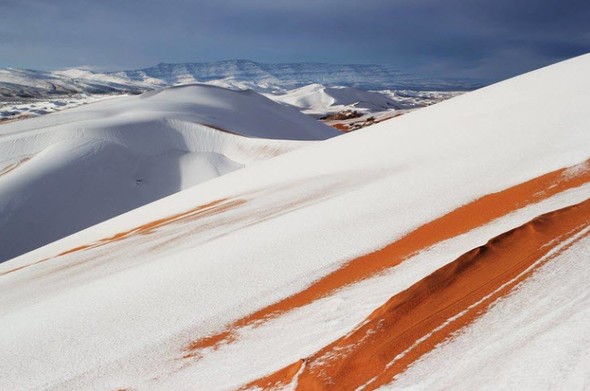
[265,83,402,114]
[0,54,589,390]
[0,84,338,261]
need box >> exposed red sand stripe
[331,123,350,132]
[183,159,590,357]
[249,197,590,390]
[58,244,93,257]
[239,360,305,391]
[0,198,244,277]
[327,111,401,132]
[92,198,244,242]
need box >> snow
[110,60,409,90]
[264,83,401,115]
[0,84,337,261]
[1,60,476,108]
[1,62,468,128]
[0,94,121,121]
[0,67,153,99]
[381,226,590,391]
[262,83,465,131]
[48,183,588,391]
[1,53,590,390]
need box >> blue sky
[1,0,589,81]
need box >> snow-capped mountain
[0,68,152,100]
[0,84,337,262]
[110,59,407,90]
[1,61,474,126]
[111,60,484,91]
[1,53,589,390]
[0,60,483,103]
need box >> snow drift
[0,67,152,99]
[265,83,402,115]
[1,54,590,390]
[0,84,338,261]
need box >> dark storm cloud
[0,0,589,81]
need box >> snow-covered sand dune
[1,54,590,390]
[0,84,338,261]
[265,83,402,115]
[0,67,153,99]
[264,84,463,132]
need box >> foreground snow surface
[381,229,590,391]
[0,84,337,261]
[1,54,590,390]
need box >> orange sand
[331,123,350,132]
[0,198,244,277]
[239,360,305,391]
[183,159,590,357]
[56,198,245,255]
[250,197,590,390]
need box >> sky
[1,0,589,82]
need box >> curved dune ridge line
[0,171,358,278]
[1,54,590,390]
[0,84,337,262]
[264,83,401,114]
[182,158,590,358]
[246,197,590,390]
[0,198,245,277]
[0,156,30,177]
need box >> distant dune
[0,84,337,261]
[0,54,589,390]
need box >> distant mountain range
[112,60,401,89]
[2,54,589,390]
[111,60,484,90]
[0,68,151,101]
[0,60,485,101]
